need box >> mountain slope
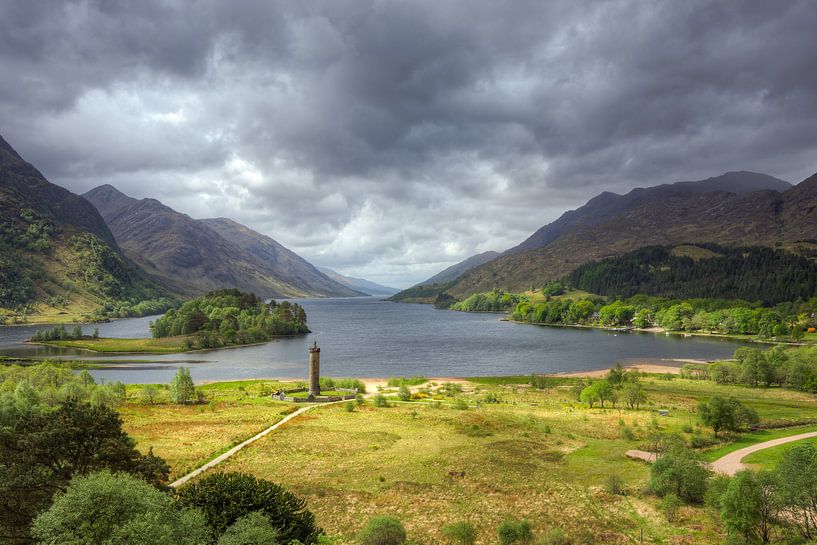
[418,251,500,286]
[316,267,398,296]
[83,186,360,298]
[507,171,791,256]
[201,218,363,297]
[445,171,811,298]
[0,134,172,322]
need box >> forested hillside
[0,134,174,323]
[569,245,817,305]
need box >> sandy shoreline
[191,361,695,386]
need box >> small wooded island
[29,289,309,353]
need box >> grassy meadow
[39,336,194,353]
[120,380,298,479]
[115,373,817,544]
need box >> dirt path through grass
[710,431,817,475]
[169,401,340,488]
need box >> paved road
[170,402,339,488]
[709,431,817,476]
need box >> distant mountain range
[83,185,362,299]
[0,134,170,320]
[392,170,817,302]
[317,267,399,296]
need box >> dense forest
[150,289,309,348]
[569,245,817,305]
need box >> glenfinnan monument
[308,341,321,397]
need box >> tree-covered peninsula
[150,289,309,349]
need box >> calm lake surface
[0,297,751,384]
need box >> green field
[700,425,817,462]
[121,380,297,479]
[38,336,195,353]
[742,437,817,470]
[115,374,817,544]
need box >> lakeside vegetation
[680,344,817,393]
[447,284,817,342]
[43,336,197,353]
[28,289,312,354]
[150,289,309,349]
[29,324,196,353]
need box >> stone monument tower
[308,340,321,397]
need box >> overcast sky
[1,1,816,288]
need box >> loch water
[0,297,751,384]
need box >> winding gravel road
[709,431,817,475]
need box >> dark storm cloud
[1,0,816,286]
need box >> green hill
[0,134,174,323]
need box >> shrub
[542,527,570,545]
[175,472,319,544]
[217,511,281,545]
[398,384,411,401]
[441,521,476,545]
[606,474,625,495]
[356,393,365,406]
[530,374,551,389]
[453,399,469,410]
[31,471,209,545]
[373,394,388,407]
[139,384,159,404]
[497,519,533,544]
[698,396,759,434]
[659,493,683,522]
[357,515,406,545]
[387,376,426,387]
[649,442,709,503]
[345,401,356,413]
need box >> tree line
[681,344,817,393]
[509,294,817,339]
